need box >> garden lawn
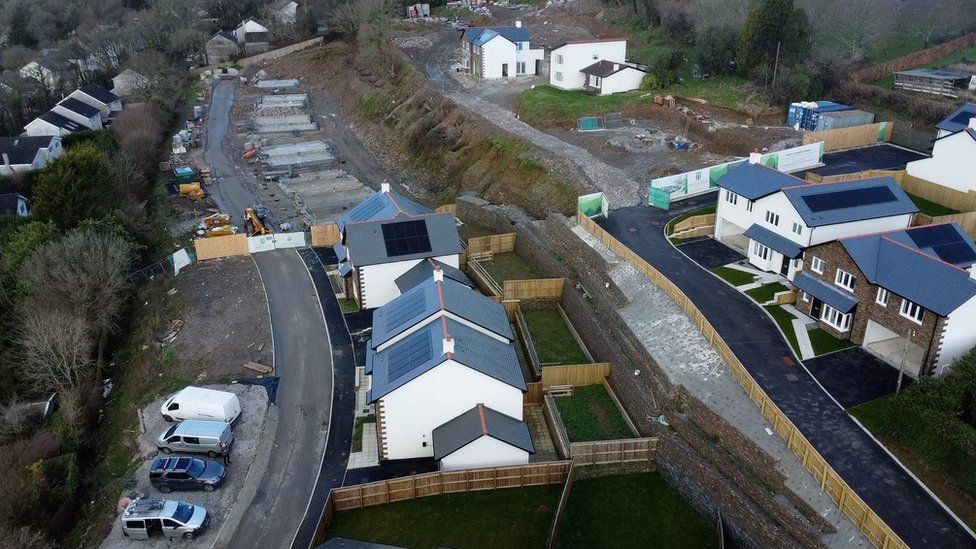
[808,328,855,356]
[764,305,800,355]
[554,385,634,441]
[710,266,756,287]
[908,193,960,217]
[514,85,643,127]
[745,282,790,303]
[480,252,539,284]
[522,307,588,365]
[326,485,562,549]
[351,415,375,453]
[339,298,359,313]
[557,473,715,549]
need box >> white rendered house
[579,60,647,95]
[51,97,103,130]
[549,39,630,91]
[906,118,976,193]
[714,155,918,279]
[68,85,122,123]
[460,22,544,79]
[0,136,63,177]
[24,111,88,137]
[433,404,534,470]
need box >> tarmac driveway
[803,347,905,409]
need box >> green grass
[522,307,588,365]
[326,485,561,548]
[871,34,927,64]
[339,298,359,313]
[352,415,375,453]
[479,252,539,284]
[808,328,856,356]
[665,205,717,236]
[609,19,687,65]
[908,193,960,217]
[764,305,800,356]
[849,395,890,429]
[553,385,634,441]
[923,45,976,70]
[745,282,790,303]
[514,85,644,127]
[558,473,715,549]
[710,266,756,287]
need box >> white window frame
[555,54,563,64]
[753,242,771,261]
[876,287,889,307]
[900,298,924,324]
[810,256,824,274]
[725,190,738,205]
[593,75,602,86]
[791,222,803,236]
[516,61,526,74]
[517,42,525,51]
[765,210,780,226]
[834,269,855,292]
[820,304,852,332]
[746,200,754,212]
[554,71,563,82]
[801,291,809,302]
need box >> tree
[30,145,119,230]
[17,311,92,393]
[736,0,810,75]
[695,25,738,76]
[7,2,36,48]
[662,10,696,45]
[646,49,686,87]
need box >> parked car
[160,386,242,423]
[157,420,234,457]
[150,456,226,493]
[121,499,209,540]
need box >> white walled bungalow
[906,120,976,193]
[68,85,122,123]
[579,60,647,95]
[549,38,627,90]
[433,403,534,470]
[24,111,88,137]
[52,97,103,130]
[335,185,462,309]
[714,157,918,279]
[0,136,63,177]
[460,22,544,79]
[367,318,527,461]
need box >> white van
[160,387,242,423]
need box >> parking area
[805,144,929,178]
[676,237,747,269]
[100,383,270,548]
[803,347,905,409]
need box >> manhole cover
[651,221,661,226]
[627,227,638,233]
[786,373,799,382]
[781,356,795,366]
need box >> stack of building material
[260,141,337,170]
[251,114,318,133]
[257,94,309,109]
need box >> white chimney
[433,267,444,282]
[380,182,391,193]
[749,152,763,164]
[443,336,455,356]
[969,117,976,131]
[515,20,522,28]
[1,153,9,167]
[613,63,619,71]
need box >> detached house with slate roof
[906,105,976,193]
[366,268,531,463]
[460,21,543,79]
[549,39,646,95]
[714,154,918,279]
[794,223,976,377]
[335,184,462,309]
[0,136,62,176]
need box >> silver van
[156,420,234,457]
[121,499,209,540]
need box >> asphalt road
[230,250,333,549]
[204,80,262,228]
[599,201,976,548]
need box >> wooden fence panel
[545,464,576,549]
[802,122,892,152]
[570,438,657,465]
[573,212,909,549]
[541,363,612,387]
[672,213,717,234]
[194,234,249,260]
[913,211,976,234]
[543,395,571,460]
[310,224,340,247]
[466,259,502,297]
[524,382,544,404]
[503,278,565,300]
[468,233,517,254]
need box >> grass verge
[553,385,634,441]
[745,282,790,303]
[352,414,376,453]
[558,473,715,548]
[908,193,960,217]
[665,205,717,236]
[764,305,800,356]
[522,307,588,365]
[339,298,359,313]
[327,484,561,548]
[808,328,855,356]
[479,252,539,284]
[710,266,756,287]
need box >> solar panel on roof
[382,220,432,257]
[384,289,428,329]
[802,186,897,213]
[349,195,389,221]
[932,242,976,266]
[908,224,960,248]
[387,331,433,381]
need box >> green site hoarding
[578,192,608,218]
[648,187,671,210]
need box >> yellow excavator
[243,206,271,236]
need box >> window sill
[899,313,924,325]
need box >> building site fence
[801,122,893,152]
[575,211,908,549]
[194,234,249,260]
[310,224,340,247]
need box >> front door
[535,59,541,75]
[780,257,791,277]
[502,63,508,77]
[811,298,823,320]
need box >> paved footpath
[600,205,976,548]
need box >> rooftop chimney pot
[748,152,763,164]
[443,336,455,356]
[515,20,521,28]
[433,267,444,282]
[969,117,976,130]
[380,182,391,193]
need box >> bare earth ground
[170,256,273,380]
[100,383,269,548]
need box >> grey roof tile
[714,162,804,200]
[744,223,802,258]
[432,403,534,460]
[792,272,858,313]
[783,177,917,227]
[395,258,472,293]
[344,213,461,267]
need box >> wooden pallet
[548,385,574,397]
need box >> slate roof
[344,213,461,267]
[57,97,100,118]
[551,38,627,51]
[368,318,525,402]
[0,136,57,165]
[211,31,237,43]
[782,177,917,227]
[0,194,24,215]
[793,272,859,313]
[333,242,347,262]
[937,103,976,133]
[714,162,803,200]
[433,404,534,460]
[336,191,432,233]
[840,225,976,316]
[896,68,971,80]
[371,277,513,350]
[78,84,119,105]
[35,112,85,132]
[875,223,976,268]
[744,224,802,259]
[463,26,531,46]
[395,258,473,293]
[33,56,74,71]
[579,60,644,78]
